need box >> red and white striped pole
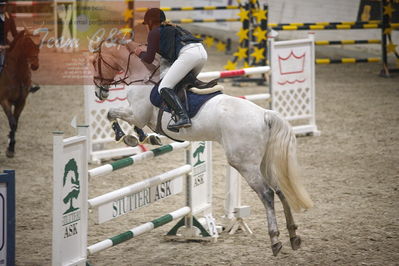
[198,66,270,79]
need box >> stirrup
[167,117,191,132]
[167,113,180,132]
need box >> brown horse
[0,30,40,158]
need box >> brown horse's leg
[9,98,28,156]
[1,101,17,158]
[12,98,27,129]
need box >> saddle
[155,72,221,141]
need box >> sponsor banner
[190,141,212,215]
[53,135,88,266]
[10,1,160,85]
[97,176,183,224]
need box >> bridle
[92,41,160,97]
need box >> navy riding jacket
[139,24,202,64]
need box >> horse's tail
[263,110,313,212]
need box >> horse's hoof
[271,241,282,256]
[123,135,139,147]
[29,85,40,93]
[149,135,162,146]
[290,236,302,250]
[6,150,14,158]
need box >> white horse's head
[89,40,127,100]
[89,40,161,101]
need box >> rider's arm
[10,15,17,38]
[139,27,159,64]
[6,13,18,38]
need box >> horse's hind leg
[232,164,282,256]
[276,190,302,250]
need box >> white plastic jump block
[234,206,251,218]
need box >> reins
[93,41,159,88]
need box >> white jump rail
[88,141,190,178]
[52,127,216,266]
[87,207,191,255]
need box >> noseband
[93,41,159,94]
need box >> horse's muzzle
[95,85,110,100]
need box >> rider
[0,0,40,92]
[134,8,207,131]
[0,0,17,72]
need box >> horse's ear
[88,37,101,53]
[32,27,48,36]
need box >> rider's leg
[191,44,207,77]
[159,43,207,131]
[0,52,5,73]
[159,87,191,131]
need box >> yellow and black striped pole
[315,40,381,45]
[271,23,381,31]
[135,6,241,12]
[170,18,240,24]
[269,20,381,28]
[316,58,380,64]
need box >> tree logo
[63,158,80,215]
[193,142,205,166]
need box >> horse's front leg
[1,101,17,158]
[107,107,139,147]
[107,107,136,126]
[107,106,162,146]
[107,107,162,147]
[134,127,162,146]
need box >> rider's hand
[0,45,9,52]
[134,47,143,57]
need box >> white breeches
[158,43,207,92]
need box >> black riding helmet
[143,8,166,25]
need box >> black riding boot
[160,87,191,131]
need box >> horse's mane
[8,30,26,53]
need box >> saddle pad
[150,85,222,119]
